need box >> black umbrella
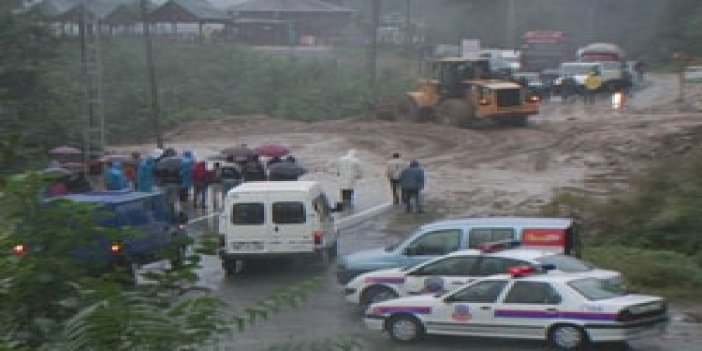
[268,161,306,181]
[154,156,182,171]
[153,156,183,184]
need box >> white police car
[363,268,668,349]
[344,243,621,306]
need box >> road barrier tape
[336,202,392,230]
[188,212,219,224]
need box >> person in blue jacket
[180,150,195,202]
[105,162,128,191]
[137,156,155,192]
[399,159,425,213]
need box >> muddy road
[117,74,702,218]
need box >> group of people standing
[334,149,426,213]
[101,148,306,213]
[385,153,426,213]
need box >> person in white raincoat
[337,149,362,208]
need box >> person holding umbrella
[220,160,242,203]
[154,154,182,215]
[192,161,209,209]
[43,162,70,197]
[243,154,266,182]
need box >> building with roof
[148,0,230,39]
[227,0,355,45]
[37,0,144,36]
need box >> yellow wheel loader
[393,57,540,127]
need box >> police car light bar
[507,265,536,277]
[478,239,521,253]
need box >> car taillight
[12,244,26,256]
[313,231,324,246]
[110,243,123,254]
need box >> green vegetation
[97,39,409,143]
[541,149,702,299]
[584,246,702,298]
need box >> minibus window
[468,228,515,248]
[232,203,265,225]
[273,202,306,224]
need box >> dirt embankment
[115,74,702,219]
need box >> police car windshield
[535,254,592,272]
[569,278,627,301]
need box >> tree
[0,2,78,174]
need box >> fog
[353,0,672,60]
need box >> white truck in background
[572,42,632,91]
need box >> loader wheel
[396,96,430,123]
[437,99,474,127]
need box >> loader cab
[432,58,492,99]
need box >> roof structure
[38,0,138,22]
[149,0,230,23]
[228,0,353,14]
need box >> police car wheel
[387,314,423,343]
[361,286,398,306]
[549,324,588,350]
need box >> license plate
[232,242,263,251]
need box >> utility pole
[81,0,105,163]
[367,0,380,90]
[141,0,163,148]
[404,0,412,51]
[506,0,515,48]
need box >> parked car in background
[344,242,621,306]
[337,217,581,284]
[363,270,669,349]
[512,72,549,99]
